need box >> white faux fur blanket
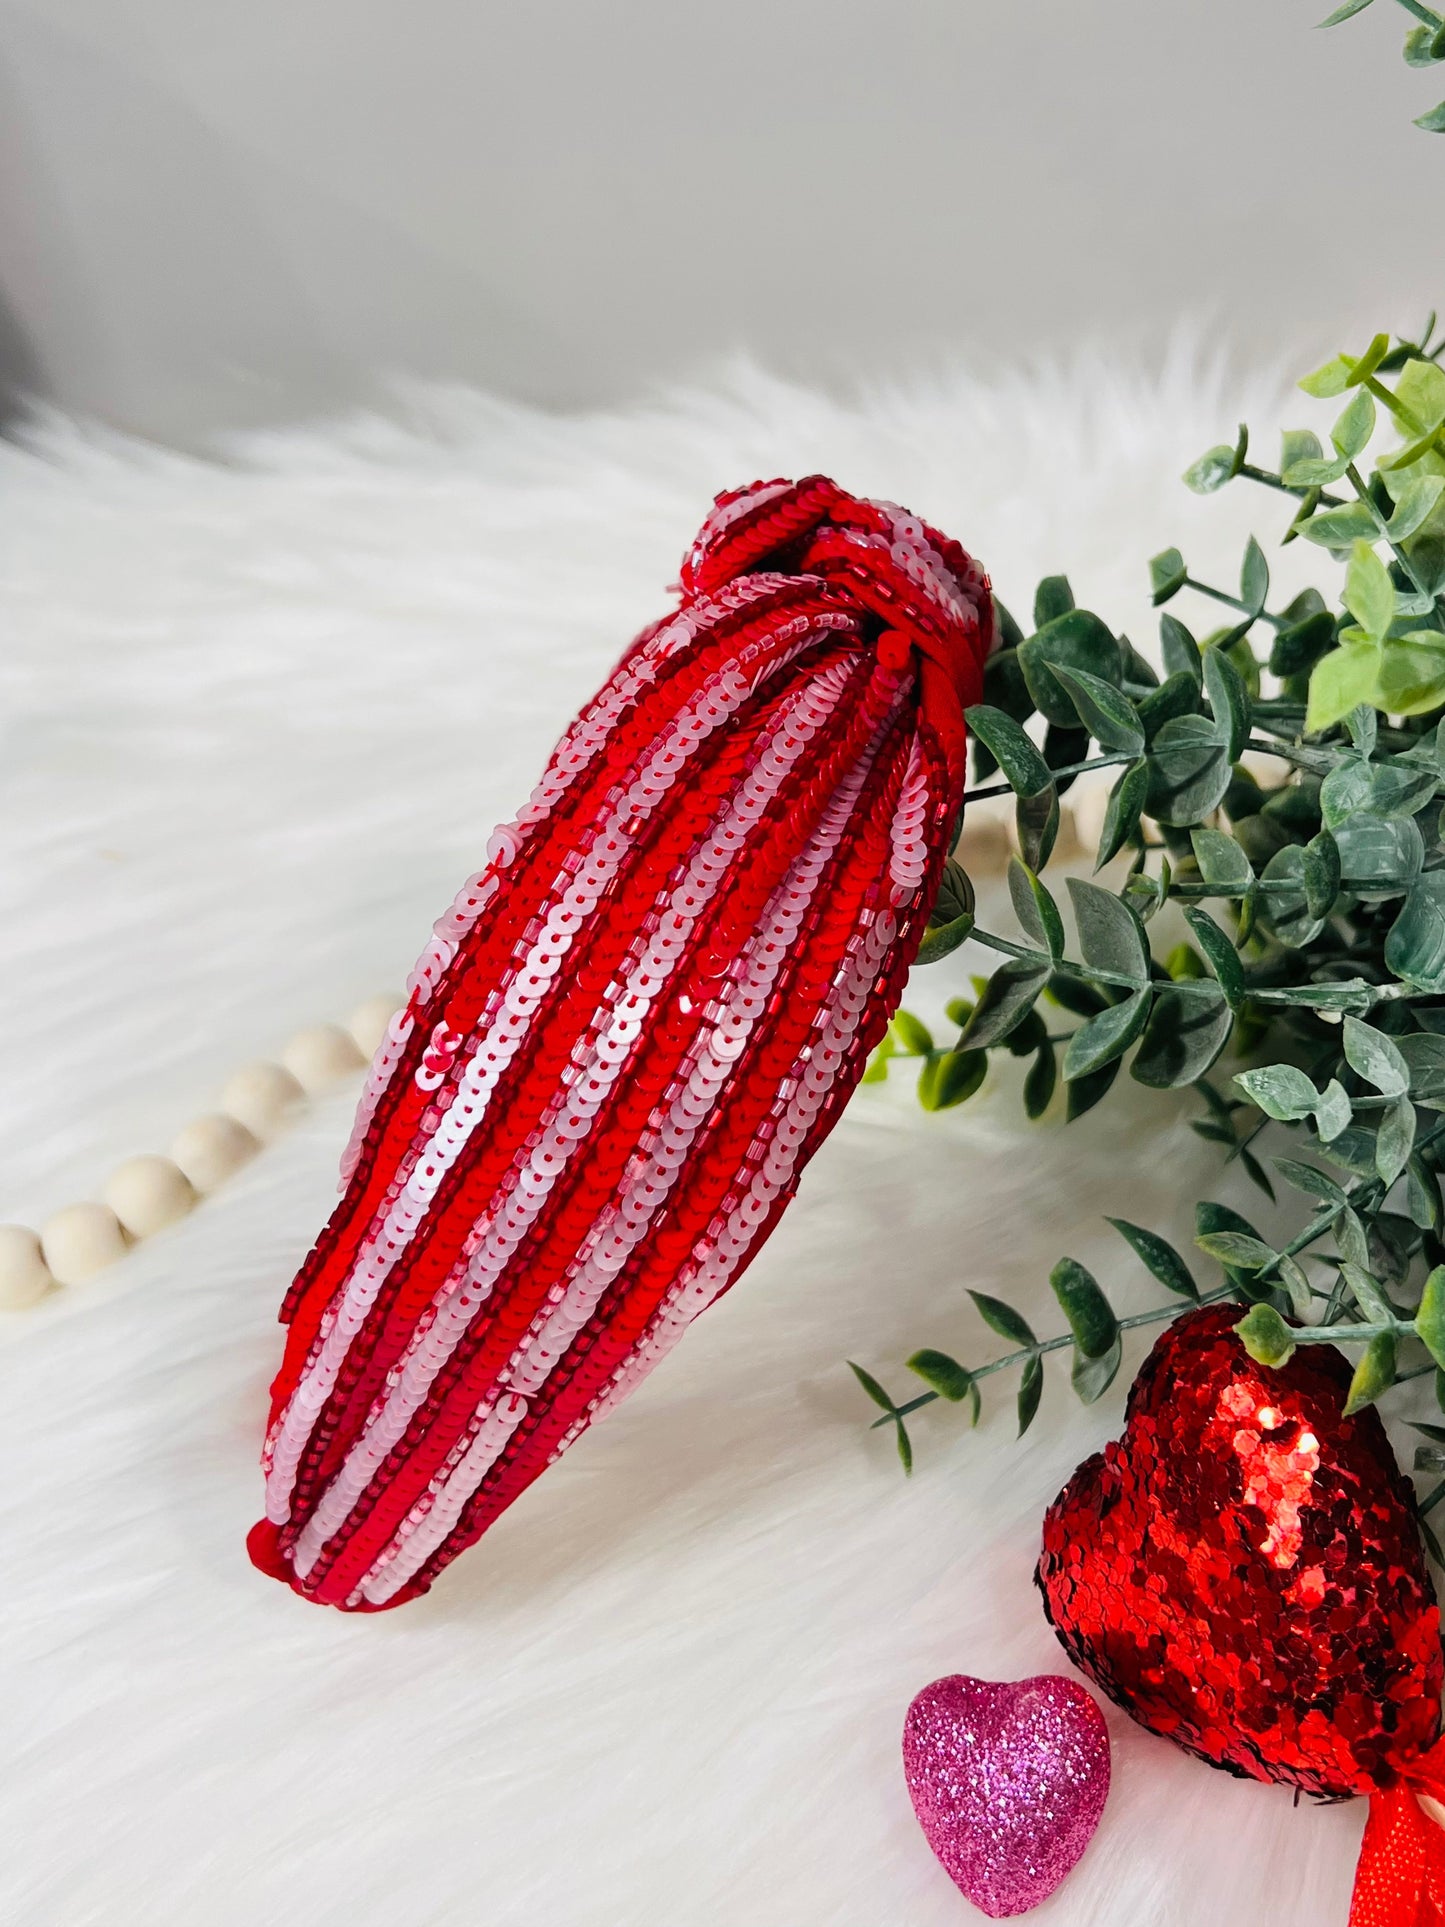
[0,352,1372,1925]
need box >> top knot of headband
[248,475,993,1609]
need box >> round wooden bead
[347,993,404,1060]
[0,1224,54,1309]
[282,1023,366,1094]
[172,1114,259,1194]
[41,1202,127,1286]
[104,1155,195,1238]
[222,1061,305,1140]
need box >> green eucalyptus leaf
[1017,1355,1044,1437]
[1386,474,1445,542]
[1071,1335,1123,1405]
[969,1290,1036,1348]
[1197,1230,1277,1269]
[1095,759,1149,869]
[1307,642,1384,733]
[1332,390,1377,462]
[964,706,1052,797]
[957,960,1051,1051]
[1183,443,1239,494]
[1404,24,1445,66]
[1317,0,1375,22]
[1377,1095,1418,1186]
[1322,756,1437,827]
[1062,988,1152,1080]
[1049,1257,1119,1357]
[1343,1016,1411,1096]
[1398,1031,1445,1105]
[1234,1064,1319,1120]
[1018,612,1123,726]
[1239,536,1270,615]
[1052,664,1145,755]
[1417,1267,1445,1370]
[1281,428,1325,470]
[1283,453,1350,488]
[1106,1217,1199,1299]
[1343,540,1395,641]
[1386,876,1445,991]
[1302,504,1383,549]
[1033,576,1075,628]
[1066,878,1149,984]
[907,1349,980,1421]
[1303,829,1342,920]
[1149,546,1188,600]
[1316,1078,1353,1141]
[1273,1157,1347,1205]
[1336,812,1425,897]
[849,1361,898,1413]
[1065,1054,1122,1120]
[1130,980,1232,1088]
[1137,672,1200,741]
[1272,608,1339,679]
[1409,1153,1442,1231]
[1016,782,1061,872]
[1023,1043,1057,1119]
[1300,354,1355,398]
[1344,1262,1396,1326]
[914,913,976,965]
[1182,907,1245,1009]
[1008,859,1065,960]
[1160,614,1203,685]
[1414,99,1445,132]
[917,1049,988,1111]
[1261,844,1325,948]
[1344,1332,1398,1417]
[1191,825,1255,893]
[1203,645,1251,763]
[890,1010,934,1056]
[1146,714,1233,825]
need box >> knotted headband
[249,476,993,1609]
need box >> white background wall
[0,0,1438,444]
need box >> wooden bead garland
[0,993,405,1313]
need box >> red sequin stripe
[284,655,865,1554]
[267,583,860,1414]
[379,714,922,1604]
[296,656,903,1602]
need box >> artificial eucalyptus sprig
[1320,0,1445,130]
[853,321,1445,1560]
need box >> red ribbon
[1350,1738,1445,1927]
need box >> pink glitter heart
[902,1673,1110,1917]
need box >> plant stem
[1344,462,1445,624]
[968,927,1142,992]
[1183,576,1287,631]
[1393,0,1445,29]
[1238,461,1343,509]
[965,754,1129,805]
[876,1284,1241,1426]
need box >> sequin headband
[248,476,993,1609]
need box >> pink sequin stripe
[590,880,903,1424]
[283,660,859,1572]
[270,609,851,1502]
[888,739,931,904]
[334,582,853,1190]
[351,696,905,1607]
[263,644,795,1518]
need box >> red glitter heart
[1037,1305,1442,1798]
